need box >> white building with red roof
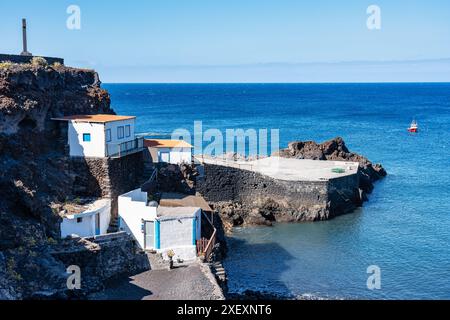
[52,114,143,158]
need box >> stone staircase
[211,261,228,285]
[146,251,169,270]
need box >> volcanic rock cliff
[0,62,146,299]
[0,63,112,249]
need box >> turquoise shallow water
[105,83,450,299]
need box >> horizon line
[102,81,450,85]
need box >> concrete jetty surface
[197,156,359,181]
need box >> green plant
[31,56,48,67]
[0,61,14,69]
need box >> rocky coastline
[0,61,386,300]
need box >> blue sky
[1,0,450,82]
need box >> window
[76,217,83,223]
[117,126,124,139]
[105,129,111,142]
[125,125,131,137]
[83,133,91,142]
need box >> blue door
[95,213,100,236]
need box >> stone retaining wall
[197,163,361,222]
[69,152,145,217]
[51,232,149,294]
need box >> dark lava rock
[0,62,126,299]
[156,163,199,195]
[276,137,387,193]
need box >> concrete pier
[198,156,359,181]
[196,156,362,223]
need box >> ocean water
[105,83,450,299]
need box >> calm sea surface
[105,83,450,299]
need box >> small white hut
[118,189,201,261]
[60,198,111,238]
[144,139,193,164]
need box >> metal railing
[141,168,158,193]
[197,211,217,262]
[203,229,217,262]
[106,137,144,158]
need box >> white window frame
[117,126,124,140]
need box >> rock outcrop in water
[275,137,387,194]
[0,62,145,299]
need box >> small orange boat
[408,120,418,133]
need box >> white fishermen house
[118,188,201,261]
[52,114,144,158]
[52,114,144,239]
[144,139,193,164]
[60,199,111,238]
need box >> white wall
[158,209,201,261]
[105,119,136,156]
[154,147,192,164]
[61,215,95,238]
[60,200,111,238]
[68,119,136,158]
[68,122,106,157]
[118,189,202,260]
[118,189,157,249]
[99,201,112,235]
[170,148,192,164]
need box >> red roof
[144,139,193,148]
[52,114,135,123]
